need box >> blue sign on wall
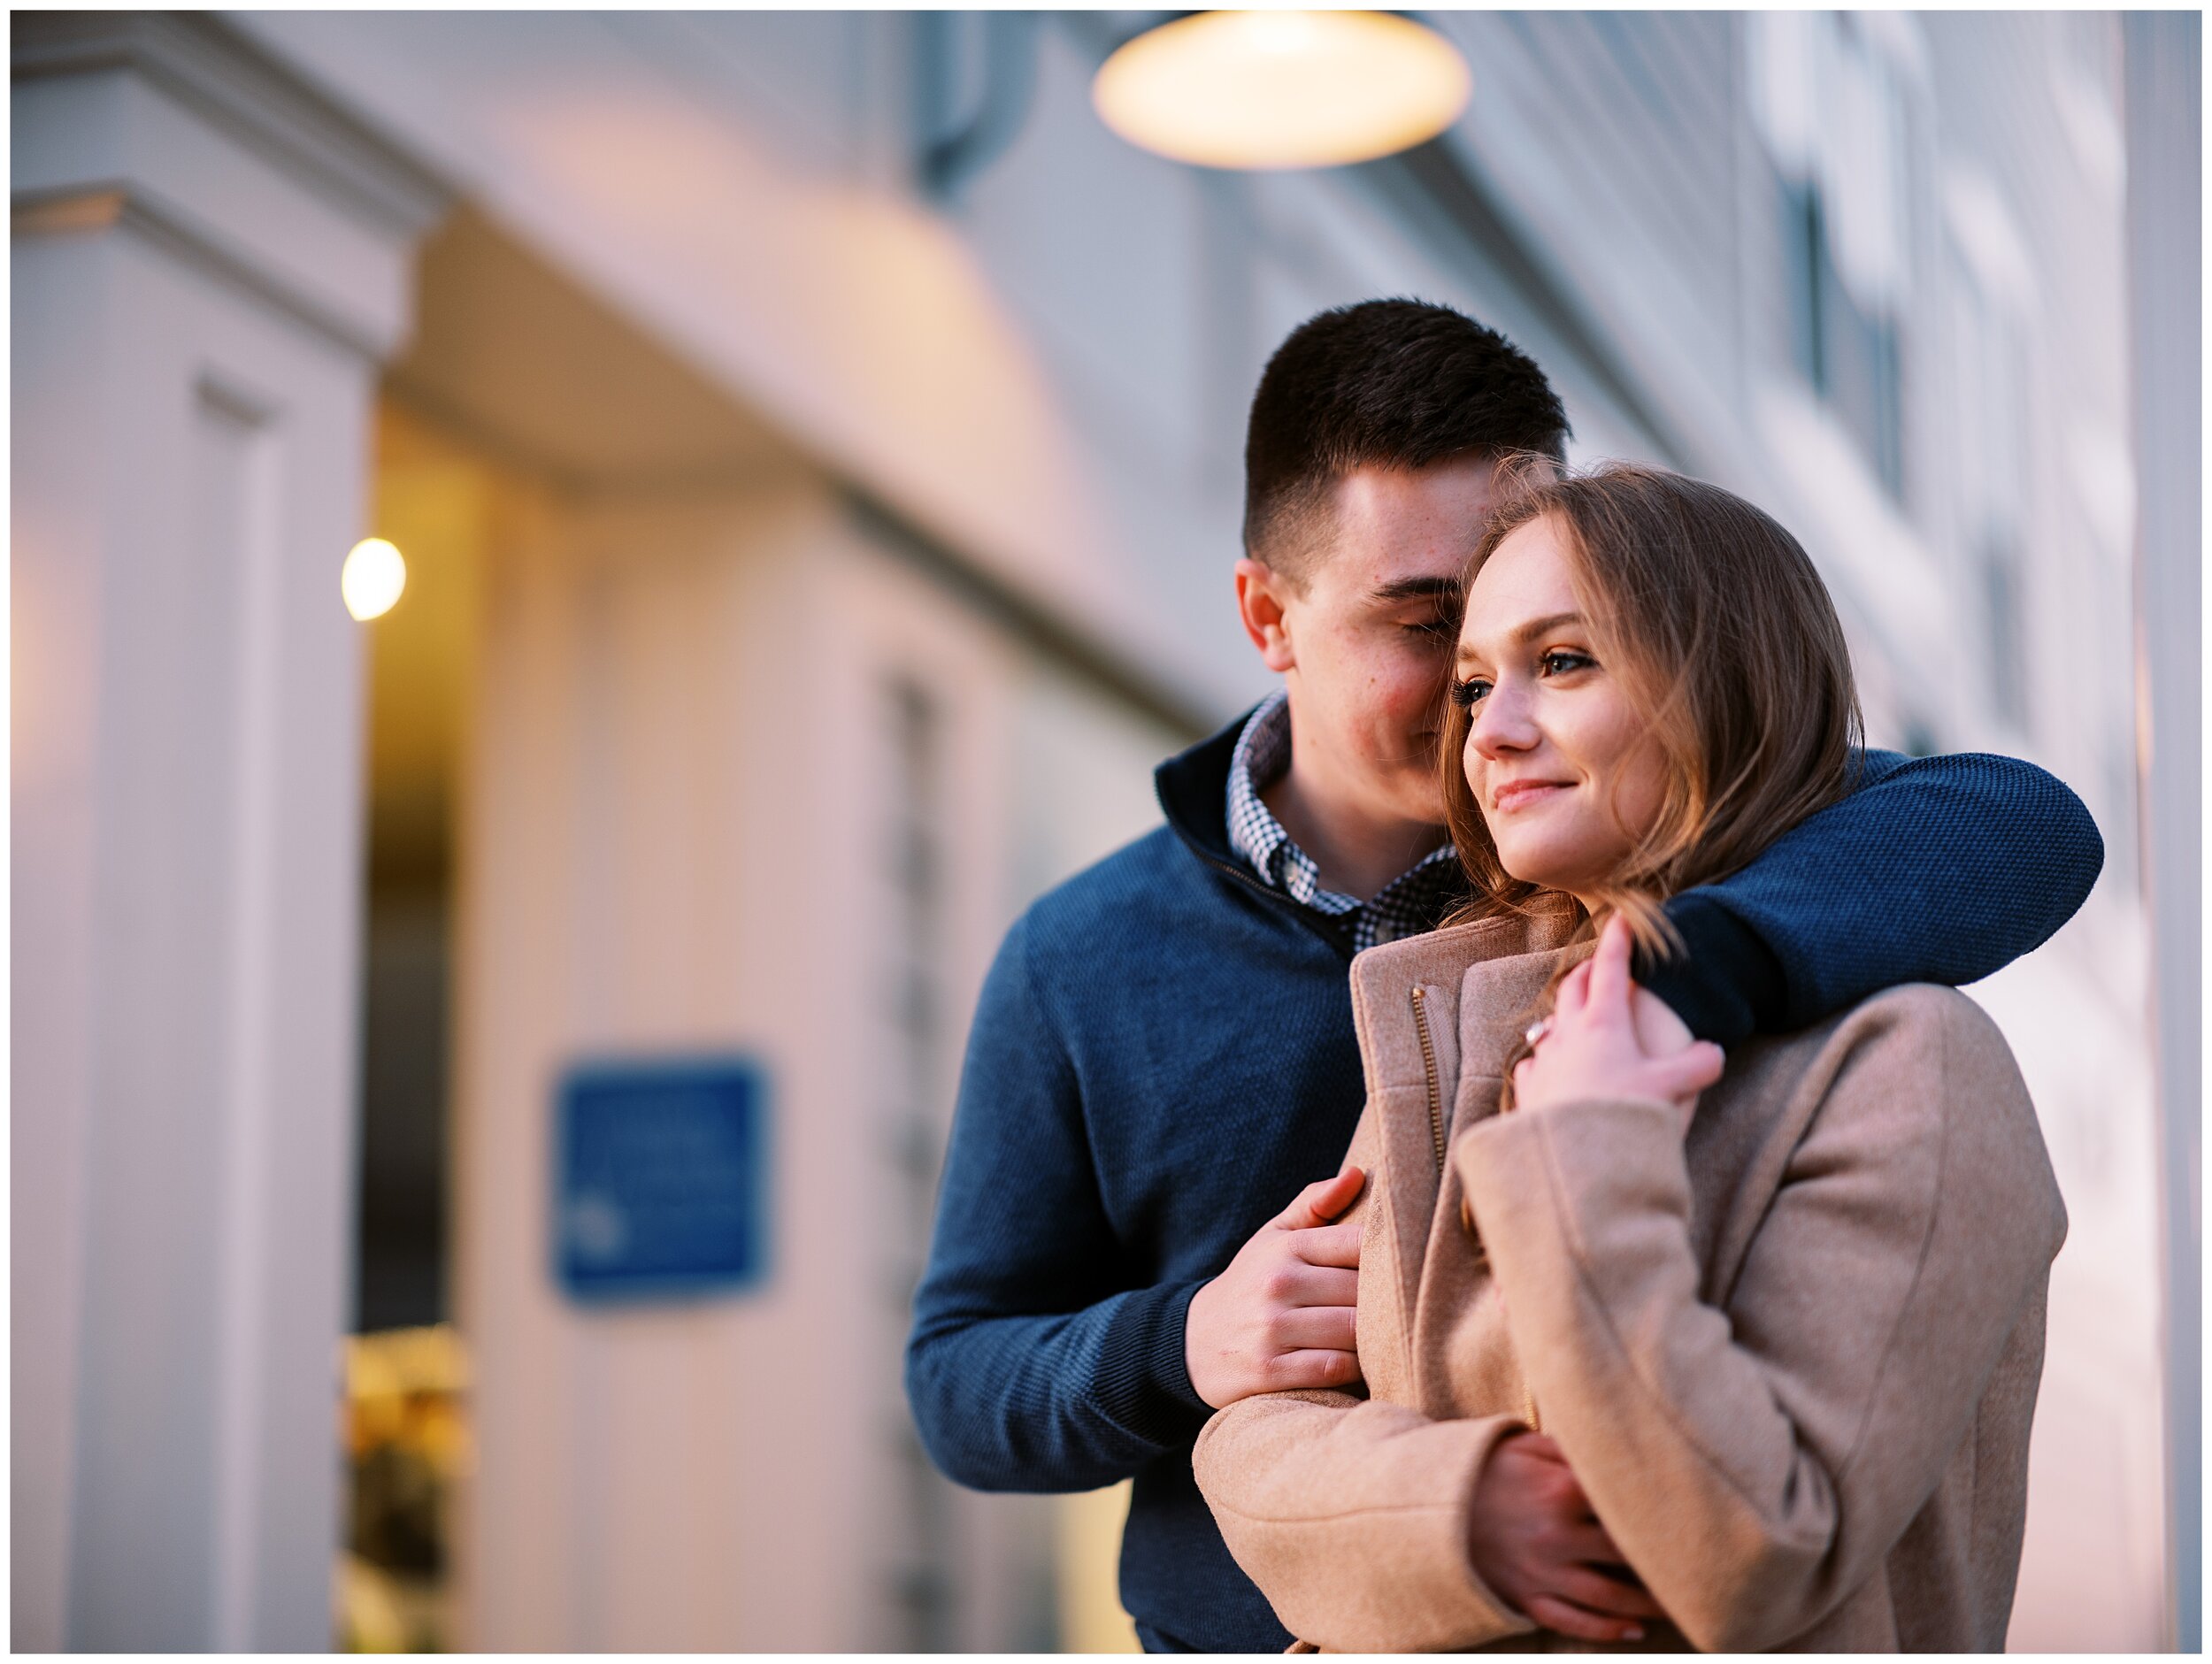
[554,1056,769,1303]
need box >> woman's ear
[1233,558,1300,673]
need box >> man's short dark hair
[1243,299,1571,581]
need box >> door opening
[340,399,486,1652]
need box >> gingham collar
[1225,688,1462,952]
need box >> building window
[1980,534,2029,730]
[881,674,960,1650]
[1950,247,2036,736]
[1750,12,1912,501]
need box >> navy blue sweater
[905,714,2101,1652]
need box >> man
[905,300,2102,1652]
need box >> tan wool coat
[1193,895,2067,1652]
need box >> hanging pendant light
[1093,11,1471,171]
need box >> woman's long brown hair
[1440,457,1864,970]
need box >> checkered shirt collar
[1225,688,1463,952]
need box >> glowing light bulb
[342,538,406,622]
[1094,11,1471,171]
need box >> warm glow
[342,537,407,621]
[1093,11,1471,170]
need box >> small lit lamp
[1093,11,1471,170]
[342,537,407,622]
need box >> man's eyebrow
[1456,610,1586,664]
[1370,575,1463,603]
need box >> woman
[1191,462,2066,1652]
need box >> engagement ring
[1524,1016,1554,1048]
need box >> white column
[11,14,446,1650]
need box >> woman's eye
[1449,677,1490,709]
[1540,649,1594,678]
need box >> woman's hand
[1466,1431,1666,1644]
[1513,915,1724,1127]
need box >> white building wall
[435,423,1171,1646]
[2122,13,2203,1649]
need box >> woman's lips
[1490,779,1572,812]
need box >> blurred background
[12,8,2200,1653]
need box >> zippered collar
[1154,703,1474,961]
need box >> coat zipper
[1408,985,1446,1172]
[1409,984,1542,1431]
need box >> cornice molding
[13,11,449,241]
[14,181,399,363]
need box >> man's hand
[1467,1431,1665,1645]
[1184,1167,1365,1409]
[1515,916,1724,1131]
